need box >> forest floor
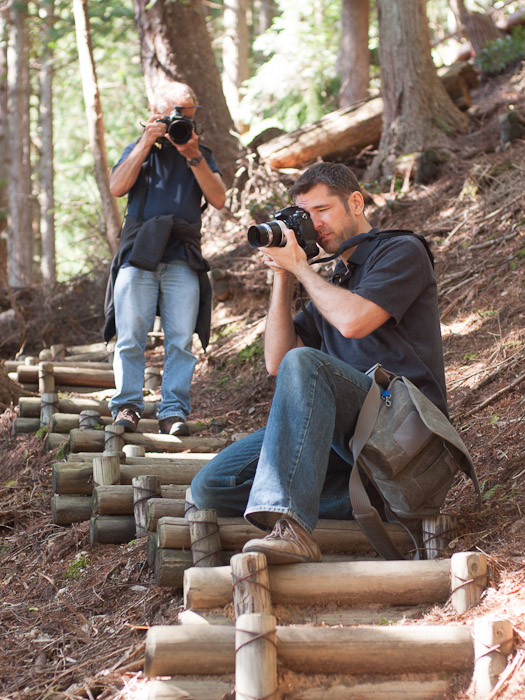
[0,62,524,699]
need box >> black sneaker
[158,416,190,436]
[114,405,140,433]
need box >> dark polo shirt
[294,230,448,415]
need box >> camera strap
[310,228,434,268]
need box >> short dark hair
[290,162,362,202]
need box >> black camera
[247,206,319,260]
[156,107,194,145]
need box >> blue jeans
[191,347,372,533]
[109,261,200,420]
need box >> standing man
[105,82,226,436]
[191,162,447,563]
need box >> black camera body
[156,107,194,145]
[247,206,319,259]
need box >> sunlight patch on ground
[441,313,483,338]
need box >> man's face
[295,183,361,255]
[156,95,196,120]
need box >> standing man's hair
[290,162,362,202]
[152,81,197,113]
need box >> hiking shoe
[159,416,190,436]
[114,405,140,433]
[242,517,321,564]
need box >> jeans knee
[279,346,323,377]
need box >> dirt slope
[0,63,524,699]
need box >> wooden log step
[145,677,450,700]
[49,414,203,435]
[89,515,137,544]
[68,428,228,454]
[51,495,92,525]
[66,451,207,463]
[145,680,234,700]
[6,360,114,372]
[52,456,213,494]
[12,417,41,434]
[184,559,452,610]
[17,365,116,388]
[144,623,474,677]
[145,498,186,531]
[19,396,157,418]
[155,548,233,587]
[156,515,413,553]
[93,485,188,514]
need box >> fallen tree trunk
[257,61,478,169]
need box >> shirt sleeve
[293,301,322,348]
[352,237,433,324]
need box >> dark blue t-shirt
[114,139,220,262]
[294,233,448,415]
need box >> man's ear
[348,190,365,215]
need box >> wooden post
[188,509,222,567]
[51,343,65,360]
[422,514,457,559]
[231,553,272,618]
[450,552,488,613]
[235,613,277,700]
[92,455,120,486]
[472,618,514,698]
[38,362,55,394]
[144,366,162,391]
[133,475,162,537]
[40,392,59,427]
[147,532,158,567]
[24,356,36,365]
[184,486,197,519]
[78,410,101,430]
[104,423,126,460]
[124,444,146,458]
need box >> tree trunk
[132,0,241,186]
[7,1,33,287]
[339,0,370,108]
[368,0,469,182]
[222,0,249,132]
[39,0,56,285]
[254,0,274,34]
[73,0,120,256]
[450,0,503,54]
[0,10,7,268]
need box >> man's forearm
[109,139,152,197]
[264,272,301,375]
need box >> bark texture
[368,0,469,182]
[339,0,370,108]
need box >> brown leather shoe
[158,415,190,436]
[242,517,321,564]
[114,405,140,433]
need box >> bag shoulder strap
[349,368,414,560]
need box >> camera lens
[167,119,193,144]
[247,220,287,249]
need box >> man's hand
[141,113,170,148]
[259,227,308,277]
[169,129,202,160]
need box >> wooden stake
[147,532,158,567]
[184,486,197,519]
[92,455,120,487]
[231,552,272,618]
[422,514,458,559]
[40,392,59,427]
[188,509,222,567]
[133,475,162,537]
[472,618,514,698]
[144,366,162,391]
[78,410,101,430]
[450,552,488,613]
[144,623,473,677]
[123,444,146,457]
[104,424,125,453]
[38,362,55,394]
[236,613,277,700]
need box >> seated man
[191,162,447,564]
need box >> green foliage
[475,26,525,76]
[238,0,342,140]
[65,554,89,580]
[236,339,264,365]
